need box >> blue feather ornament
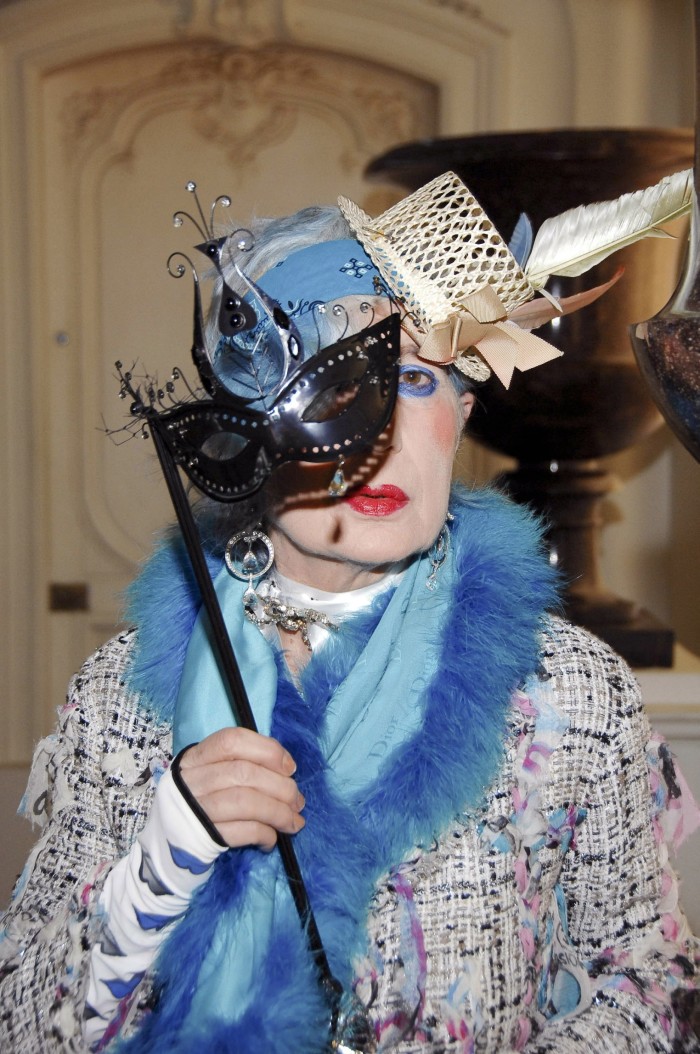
[508,212,534,268]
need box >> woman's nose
[376,402,403,454]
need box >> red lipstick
[346,484,409,517]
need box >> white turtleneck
[256,564,406,651]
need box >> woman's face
[266,299,475,591]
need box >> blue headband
[253,238,382,314]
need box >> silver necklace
[224,529,337,649]
[244,591,337,649]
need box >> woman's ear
[459,390,476,424]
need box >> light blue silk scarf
[172,546,452,1026]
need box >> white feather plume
[524,168,693,289]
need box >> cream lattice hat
[339,172,563,387]
[339,167,695,387]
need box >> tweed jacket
[0,618,698,1052]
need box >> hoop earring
[328,456,348,498]
[225,526,335,648]
[426,513,453,591]
[225,528,275,604]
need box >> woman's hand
[178,727,305,851]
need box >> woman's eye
[398,364,438,398]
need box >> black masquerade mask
[117,183,400,502]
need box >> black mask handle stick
[147,415,343,1021]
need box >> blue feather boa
[118,486,559,1052]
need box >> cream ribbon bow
[418,285,562,388]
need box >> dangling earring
[426,513,454,591]
[327,455,348,498]
[225,528,275,608]
[224,527,335,647]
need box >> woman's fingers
[183,758,305,813]
[178,727,305,850]
[181,726,296,776]
[200,786,305,845]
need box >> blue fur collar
[118,487,559,1053]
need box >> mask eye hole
[273,305,291,329]
[200,432,250,461]
[300,380,362,423]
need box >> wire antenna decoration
[114,182,397,1054]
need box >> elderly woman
[1,173,698,1053]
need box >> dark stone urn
[368,129,693,666]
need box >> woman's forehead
[320,293,440,362]
[318,293,426,361]
[320,293,413,333]
[320,292,389,318]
